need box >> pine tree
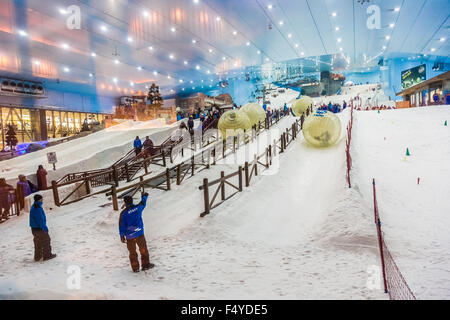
[5,124,18,150]
[147,83,163,106]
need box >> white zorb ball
[292,96,313,116]
[302,111,341,147]
[238,103,266,127]
[218,110,252,139]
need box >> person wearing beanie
[29,194,56,261]
[119,192,154,272]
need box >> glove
[120,236,126,243]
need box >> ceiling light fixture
[63,67,70,72]
[170,27,176,32]
[91,52,96,57]
[233,31,237,35]
[100,25,107,32]
[127,37,133,42]
[279,21,284,26]
[332,12,337,17]
[18,30,27,37]
[389,23,395,28]
[267,4,273,9]
[394,7,400,12]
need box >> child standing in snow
[119,193,154,272]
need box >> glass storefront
[0,106,111,150]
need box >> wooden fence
[198,109,307,217]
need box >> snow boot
[132,269,140,273]
[43,254,57,261]
[141,263,155,271]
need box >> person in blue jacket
[119,193,154,272]
[29,194,56,261]
[133,136,142,156]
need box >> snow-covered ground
[351,105,450,299]
[0,97,448,299]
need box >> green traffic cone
[406,148,411,156]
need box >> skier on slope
[119,193,154,272]
[133,136,142,156]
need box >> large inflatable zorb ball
[218,110,252,139]
[302,110,341,147]
[238,103,266,127]
[291,96,313,116]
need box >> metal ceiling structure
[0,0,449,97]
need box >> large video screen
[401,64,426,90]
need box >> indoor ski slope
[0,108,386,300]
[1,92,448,300]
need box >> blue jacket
[29,201,48,232]
[133,139,142,149]
[119,195,148,239]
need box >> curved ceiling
[0,0,448,96]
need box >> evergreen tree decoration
[445,120,447,126]
[146,83,163,106]
[406,148,411,156]
[5,124,18,150]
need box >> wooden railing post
[162,150,166,167]
[268,145,272,165]
[144,158,148,174]
[166,168,171,190]
[112,165,119,186]
[125,163,130,182]
[177,164,182,185]
[85,179,91,195]
[191,155,195,176]
[111,186,118,211]
[238,166,243,191]
[220,171,225,201]
[245,161,250,187]
[51,180,60,207]
[201,178,210,217]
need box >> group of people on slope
[0,165,48,222]
[317,101,348,113]
[133,136,156,158]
